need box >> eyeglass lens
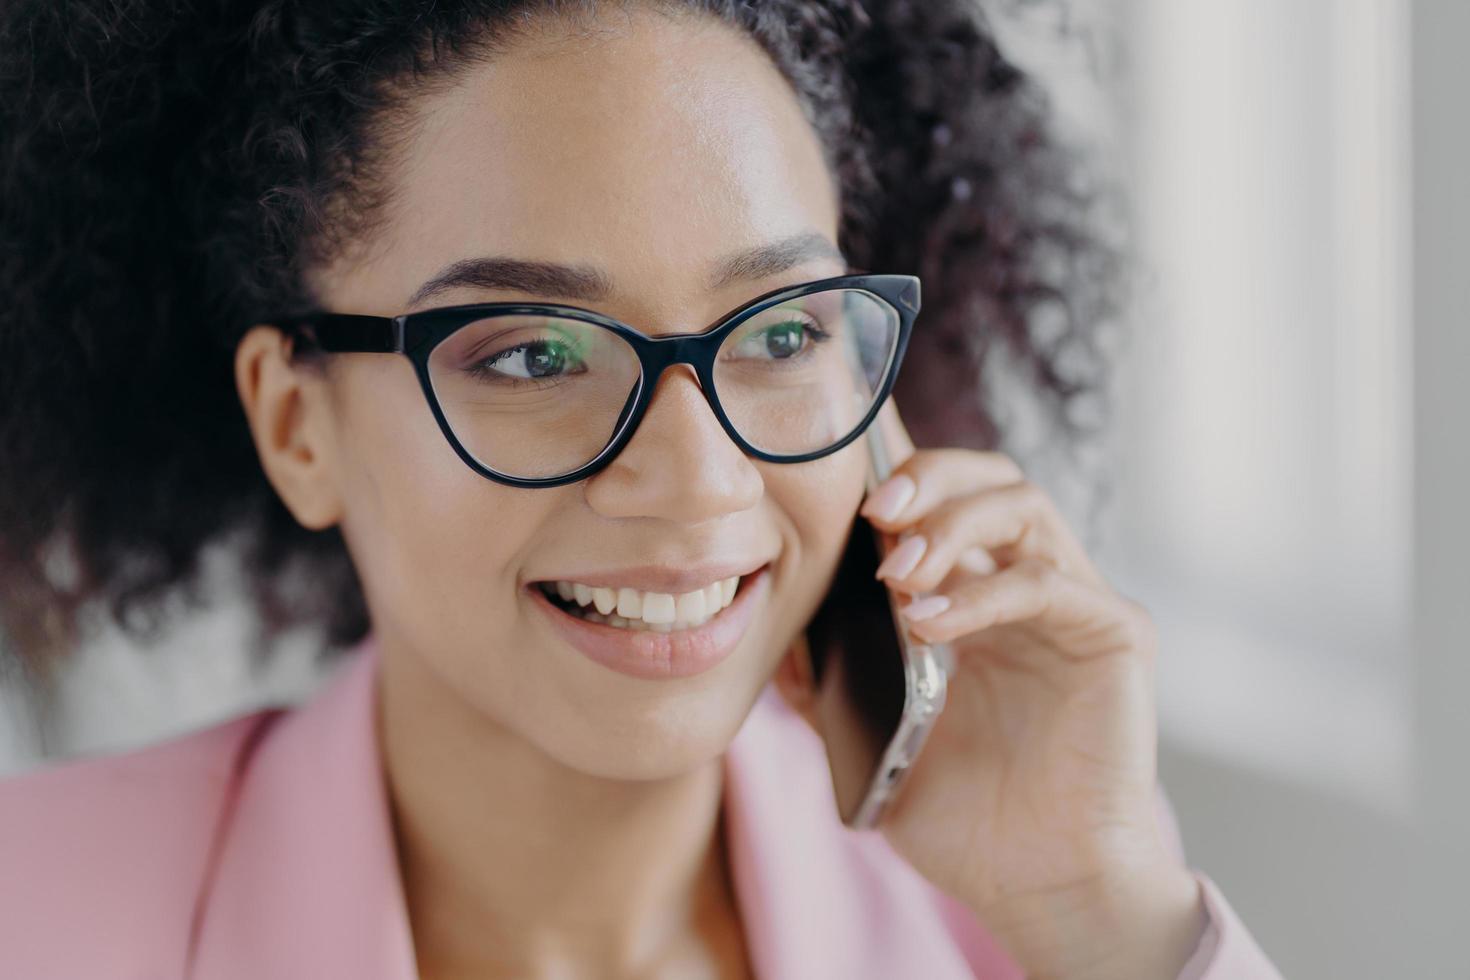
[424,287,901,480]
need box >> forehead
[332,7,841,316]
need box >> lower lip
[527,566,771,680]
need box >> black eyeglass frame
[269,272,921,489]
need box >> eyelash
[465,342,585,387]
[725,316,831,364]
[460,311,832,387]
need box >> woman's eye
[731,319,825,360]
[476,339,585,381]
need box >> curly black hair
[0,0,1125,685]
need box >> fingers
[873,481,1052,594]
[863,447,1103,591]
[897,557,1156,655]
[860,448,1025,530]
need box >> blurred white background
[3,2,1467,977]
[1011,1,1465,977]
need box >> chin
[521,675,762,782]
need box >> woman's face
[275,8,865,778]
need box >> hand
[778,399,1208,980]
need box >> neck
[376,637,736,977]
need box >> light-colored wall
[1108,1,1466,977]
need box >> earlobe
[234,325,343,531]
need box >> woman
[0,1,1283,977]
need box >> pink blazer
[0,634,1282,978]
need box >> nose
[583,364,764,522]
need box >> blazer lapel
[189,635,983,979]
[188,639,419,980]
[722,684,984,979]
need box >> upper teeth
[545,576,740,626]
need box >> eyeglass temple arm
[280,313,402,354]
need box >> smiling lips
[529,564,772,680]
[537,576,740,632]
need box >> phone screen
[802,514,908,823]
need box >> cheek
[330,365,544,638]
[763,442,869,626]
[781,439,869,543]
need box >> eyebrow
[405,231,847,309]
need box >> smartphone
[801,414,953,829]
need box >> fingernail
[901,595,951,621]
[861,474,916,522]
[876,534,926,581]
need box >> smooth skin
[234,6,1204,979]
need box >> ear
[772,633,822,735]
[234,325,344,530]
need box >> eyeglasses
[269,273,920,489]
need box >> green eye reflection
[728,316,830,361]
[470,326,588,384]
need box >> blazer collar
[189,635,980,979]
